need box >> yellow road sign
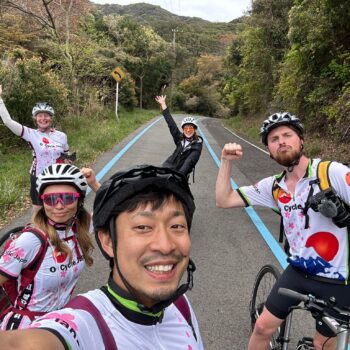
[111,66,126,82]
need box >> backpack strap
[173,295,197,341]
[16,227,49,310]
[65,296,117,350]
[317,160,332,191]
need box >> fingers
[222,143,243,159]
[81,167,92,178]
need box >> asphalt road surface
[0,114,315,349]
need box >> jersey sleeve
[29,308,101,350]
[0,99,23,136]
[0,232,43,279]
[328,162,350,206]
[238,176,278,210]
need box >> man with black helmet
[216,112,350,350]
[0,165,203,350]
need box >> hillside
[92,2,241,55]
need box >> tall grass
[0,108,158,228]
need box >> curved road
[0,115,315,349]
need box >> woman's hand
[155,95,167,110]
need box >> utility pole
[172,28,179,51]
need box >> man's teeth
[146,264,173,273]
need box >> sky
[91,0,252,23]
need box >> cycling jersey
[0,228,85,329]
[0,100,69,176]
[30,277,203,349]
[22,127,68,176]
[238,159,350,281]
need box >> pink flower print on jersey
[284,211,291,219]
[298,211,304,219]
[60,271,67,278]
[188,345,193,350]
[31,312,78,331]
[186,331,191,338]
[74,266,79,273]
[2,252,12,263]
[289,222,295,230]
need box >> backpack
[65,294,197,350]
[0,225,49,319]
[272,160,350,253]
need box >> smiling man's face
[113,196,191,307]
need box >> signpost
[111,66,126,120]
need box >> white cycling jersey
[238,159,350,281]
[0,100,68,176]
[0,228,85,329]
[30,289,203,350]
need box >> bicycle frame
[323,316,350,350]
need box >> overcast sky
[91,0,252,23]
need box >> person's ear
[98,231,114,258]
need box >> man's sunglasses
[41,192,80,206]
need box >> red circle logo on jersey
[278,189,292,204]
[54,249,67,263]
[42,137,49,144]
[305,231,339,262]
[346,172,350,186]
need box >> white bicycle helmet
[32,102,54,117]
[181,116,198,129]
[36,164,87,196]
[260,112,304,145]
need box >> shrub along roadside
[0,108,158,229]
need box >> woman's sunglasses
[41,192,80,206]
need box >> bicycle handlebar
[278,288,350,321]
[278,288,310,302]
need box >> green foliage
[0,57,68,124]
[223,0,293,116]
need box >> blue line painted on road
[86,117,162,195]
[198,126,288,270]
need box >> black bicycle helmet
[260,112,304,145]
[93,164,195,233]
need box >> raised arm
[215,143,246,208]
[0,85,23,136]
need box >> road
[0,114,314,349]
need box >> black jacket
[162,108,203,176]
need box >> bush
[0,57,68,126]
